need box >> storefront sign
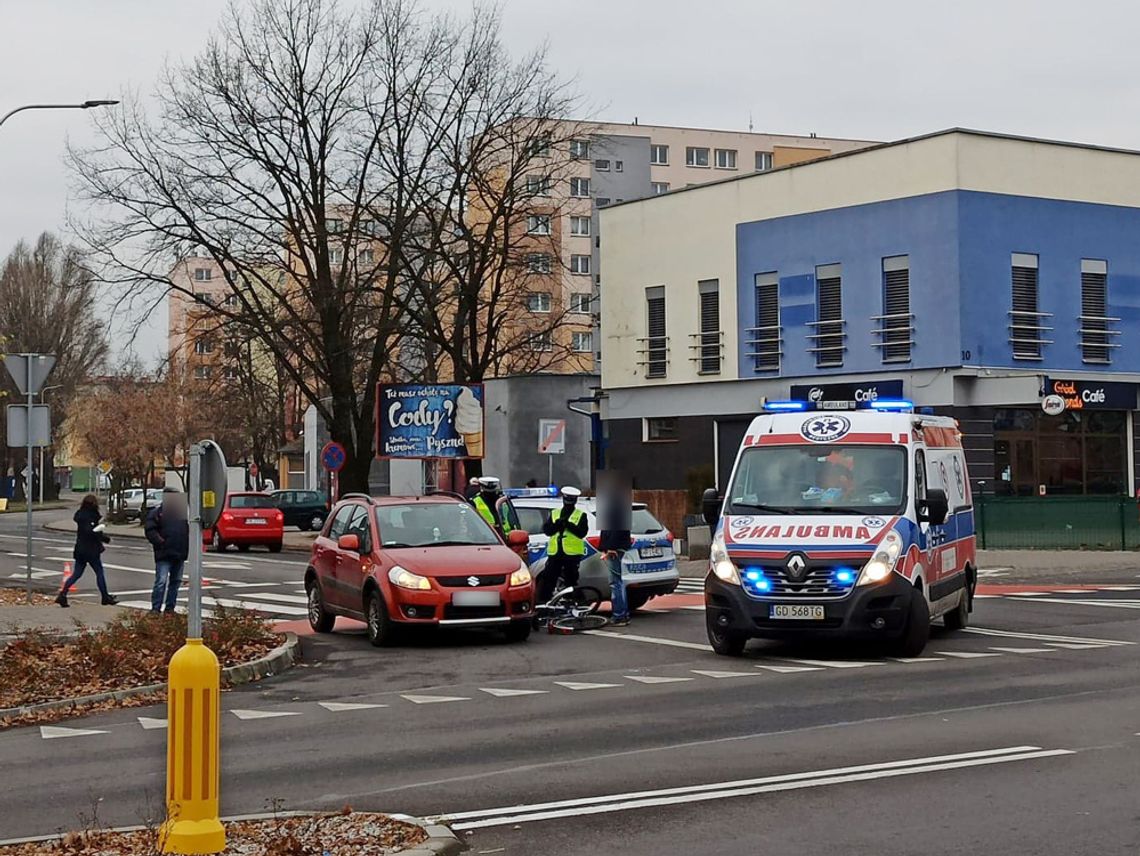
[790,379,904,408]
[376,384,484,459]
[1041,394,1066,416]
[1044,378,1136,412]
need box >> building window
[644,285,667,379]
[527,292,552,313]
[569,293,592,314]
[194,339,214,355]
[527,215,551,235]
[570,254,591,275]
[572,331,593,352]
[325,218,342,234]
[595,159,610,171]
[329,248,343,264]
[686,147,710,168]
[570,177,591,198]
[359,219,377,236]
[615,160,623,172]
[529,133,551,158]
[194,267,213,282]
[994,408,1126,496]
[696,279,721,374]
[714,149,737,169]
[532,330,554,351]
[193,365,213,380]
[596,197,611,207]
[526,174,551,196]
[358,248,374,264]
[223,366,238,381]
[1080,259,1113,364]
[222,293,238,308]
[651,182,670,195]
[570,139,590,160]
[752,272,780,372]
[643,417,678,442]
[879,255,913,363]
[814,263,845,368]
[650,144,669,165]
[755,151,773,172]
[1010,253,1047,360]
[527,253,552,274]
[570,216,591,236]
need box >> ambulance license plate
[770,604,825,620]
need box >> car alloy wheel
[311,514,323,531]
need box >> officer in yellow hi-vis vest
[473,476,513,538]
[538,486,589,604]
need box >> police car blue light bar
[504,486,561,498]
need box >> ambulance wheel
[707,613,748,656]
[943,588,970,631]
[896,588,931,657]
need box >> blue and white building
[598,129,1140,497]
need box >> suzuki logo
[467,576,480,587]
[786,554,807,581]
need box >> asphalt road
[1,509,1140,853]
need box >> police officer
[538,486,589,604]
[472,476,513,537]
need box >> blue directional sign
[321,441,346,472]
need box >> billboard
[376,384,484,459]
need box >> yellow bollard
[160,638,225,854]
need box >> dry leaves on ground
[0,607,281,712]
[0,589,54,606]
[0,812,429,856]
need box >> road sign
[321,441,347,472]
[96,459,114,476]
[538,419,566,455]
[3,354,56,396]
[6,404,50,447]
[198,440,228,529]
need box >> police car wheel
[943,589,970,631]
[707,614,748,656]
[627,591,651,612]
[896,588,931,657]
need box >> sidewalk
[42,514,318,553]
[0,592,124,641]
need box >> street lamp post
[0,99,119,130]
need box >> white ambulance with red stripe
[705,399,976,657]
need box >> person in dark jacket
[597,471,633,627]
[145,488,190,614]
[56,494,117,607]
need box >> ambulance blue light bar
[868,399,915,412]
[762,398,914,413]
[762,400,808,412]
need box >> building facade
[599,129,1140,498]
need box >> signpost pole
[188,443,203,638]
[548,454,553,487]
[25,360,33,604]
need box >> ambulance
[704,399,976,657]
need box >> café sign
[1044,378,1136,412]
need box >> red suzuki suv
[304,494,535,645]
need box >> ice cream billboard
[376,384,484,459]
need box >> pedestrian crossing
[674,578,704,594]
[71,583,309,619]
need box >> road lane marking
[231,709,301,720]
[623,675,694,684]
[439,745,1074,829]
[987,647,1056,654]
[580,630,709,651]
[40,726,108,739]
[553,681,623,691]
[401,694,471,704]
[889,657,945,663]
[229,592,309,604]
[937,651,1002,659]
[479,688,550,698]
[755,664,825,673]
[319,701,387,711]
[137,717,168,730]
[1016,598,1140,610]
[773,658,884,669]
[964,626,1133,646]
[690,669,759,679]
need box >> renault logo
[785,554,808,582]
[467,576,480,587]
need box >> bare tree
[0,233,110,495]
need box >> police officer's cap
[478,476,501,488]
[561,486,582,499]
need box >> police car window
[516,507,549,535]
[631,508,664,534]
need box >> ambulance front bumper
[704,574,913,639]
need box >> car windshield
[229,494,275,509]
[516,506,549,535]
[375,502,501,548]
[728,445,907,515]
[631,508,665,534]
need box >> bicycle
[535,585,607,634]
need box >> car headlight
[388,566,431,591]
[709,529,740,585]
[858,530,904,586]
[509,562,532,587]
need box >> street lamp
[0,99,119,129]
[37,385,62,504]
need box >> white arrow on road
[40,726,108,739]
[318,701,387,711]
[137,717,168,730]
[479,688,550,698]
[231,709,302,720]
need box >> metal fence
[976,496,1140,550]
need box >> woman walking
[56,494,118,607]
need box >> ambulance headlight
[858,529,904,586]
[710,530,740,585]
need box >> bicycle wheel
[570,586,603,614]
[550,613,608,634]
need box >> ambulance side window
[915,450,928,507]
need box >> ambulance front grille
[740,564,854,599]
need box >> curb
[0,811,462,853]
[0,633,301,720]
[42,520,316,553]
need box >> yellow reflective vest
[474,495,512,533]
[547,506,586,557]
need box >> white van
[704,400,977,657]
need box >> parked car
[204,492,284,553]
[509,489,679,611]
[270,489,329,531]
[123,488,163,521]
[304,494,535,645]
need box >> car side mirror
[337,533,361,552]
[919,488,949,525]
[507,529,529,548]
[701,488,722,533]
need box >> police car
[507,487,680,611]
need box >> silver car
[123,488,163,520]
[511,495,679,611]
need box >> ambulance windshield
[728,445,907,515]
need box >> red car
[205,492,284,553]
[304,493,535,645]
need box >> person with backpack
[56,494,117,607]
[145,488,190,614]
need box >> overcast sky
[3,0,1139,362]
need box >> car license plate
[770,604,825,620]
[246,518,267,525]
[639,546,663,559]
[452,591,500,607]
